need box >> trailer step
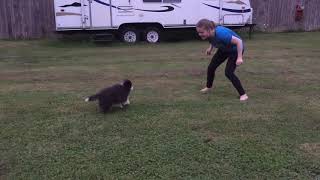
[92,33,114,42]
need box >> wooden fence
[0,0,319,39]
[0,0,55,39]
[251,0,320,32]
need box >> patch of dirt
[133,68,205,79]
[0,41,30,49]
[202,131,221,143]
[300,143,320,157]
[0,70,115,82]
[190,123,223,143]
[0,160,8,179]
[0,67,205,94]
[0,67,204,87]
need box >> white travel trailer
[54,0,253,43]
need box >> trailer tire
[120,28,139,43]
[144,27,161,43]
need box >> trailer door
[110,0,135,27]
[221,0,250,25]
[54,0,90,29]
[90,0,112,28]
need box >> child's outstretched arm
[231,36,243,65]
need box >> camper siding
[1,0,320,39]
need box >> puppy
[85,79,133,113]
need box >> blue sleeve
[216,30,232,45]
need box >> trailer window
[143,0,181,2]
[163,0,181,2]
[143,0,162,2]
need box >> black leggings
[206,49,246,96]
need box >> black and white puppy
[85,79,133,113]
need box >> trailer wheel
[121,28,139,43]
[144,27,161,43]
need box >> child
[196,19,248,101]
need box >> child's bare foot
[240,94,248,101]
[200,87,212,94]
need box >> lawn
[0,32,319,179]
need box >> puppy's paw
[123,99,130,105]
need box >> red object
[295,4,304,21]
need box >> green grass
[0,32,320,179]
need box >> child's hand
[236,58,243,66]
[206,48,212,55]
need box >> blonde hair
[196,19,216,30]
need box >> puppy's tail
[85,94,99,102]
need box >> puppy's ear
[122,79,131,86]
[121,80,126,86]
